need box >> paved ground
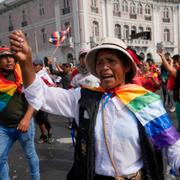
[8,105,179,180]
[9,115,74,180]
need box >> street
[9,115,74,180]
[9,108,179,180]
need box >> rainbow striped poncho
[0,64,22,112]
[89,84,180,149]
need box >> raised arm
[9,30,35,88]
[158,52,177,78]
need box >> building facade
[0,0,179,64]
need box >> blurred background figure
[70,48,100,88]
[33,59,55,144]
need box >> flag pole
[50,46,59,59]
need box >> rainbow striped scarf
[88,84,180,149]
[0,64,22,112]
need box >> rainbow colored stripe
[87,83,180,149]
[115,84,180,149]
[48,26,70,46]
[0,64,22,112]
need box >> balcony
[91,6,98,13]
[126,39,151,47]
[62,7,70,15]
[113,11,121,17]
[163,18,170,23]
[8,25,14,31]
[164,41,175,48]
[144,15,152,21]
[129,14,137,19]
[21,21,28,27]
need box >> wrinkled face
[95,49,130,90]
[0,55,16,72]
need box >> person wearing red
[139,62,161,92]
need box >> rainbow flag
[48,26,70,47]
[88,84,180,149]
[0,64,22,112]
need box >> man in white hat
[9,30,180,180]
[70,48,100,88]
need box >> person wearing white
[9,30,180,180]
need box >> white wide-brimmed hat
[85,37,137,80]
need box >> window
[139,26,144,33]
[123,25,129,39]
[146,27,151,32]
[21,10,28,27]
[163,7,169,18]
[64,22,71,38]
[164,29,170,42]
[41,28,47,44]
[22,10,26,22]
[64,0,70,8]
[91,0,98,13]
[115,24,121,39]
[92,21,99,37]
[91,0,97,7]
[130,1,135,14]
[9,15,13,27]
[146,27,151,40]
[131,26,136,35]
[145,4,151,15]
[8,15,13,31]
[67,53,73,63]
[137,3,142,15]
[122,0,128,12]
[39,0,45,16]
[113,0,120,12]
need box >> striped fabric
[48,26,70,47]
[115,84,180,149]
[88,83,180,149]
[0,64,22,112]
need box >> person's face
[64,65,71,74]
[33,64,43,73]
[0,55,16,72]
[142,62,150,72]
[95,49,129,90]
[79,54,86,68]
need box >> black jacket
[67,88,164,180]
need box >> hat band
[101,43,127,51]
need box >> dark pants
[94,175,115,180]
[34,110,51,130]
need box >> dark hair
[172,54,180,61]
[44,57,49,67]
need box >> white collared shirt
[24,76,180,176]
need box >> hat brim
[85,44,137,79]
[0,51,13,57]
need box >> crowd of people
[0,29,179,180]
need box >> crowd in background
[37,48,180,136]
